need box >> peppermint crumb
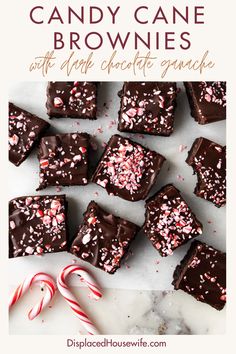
[179,144,187,152]
[138,134,145,139]
[97,126,103,134]
[177,174,185,181]
[108,119,116,128]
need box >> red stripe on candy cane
[9,273,57,320]
[57,264,102,335]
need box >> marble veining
[9,287,225,335]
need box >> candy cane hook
[9,272,57,320]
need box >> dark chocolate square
[9,194,68,258]
[38,133,90,190]
[92,134,166,201]
[118,82,177,136]
[9,103,50,166]
[46,81,97,119]
[143,184,203,257]
[70,201,139,274]
[172,241,226,310]
[186,137,226,207]
[184,82,226,124]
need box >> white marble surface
[8,82,226,290]
[8,82,226,334]
[9,287,225,335]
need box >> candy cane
[57,264,102,335]
[9,272,57,320]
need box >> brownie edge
[172,240,226,310]
[70,200,140,274]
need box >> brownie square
[184,82,226,124]
[186,137,226,207]
[118,82,177,136]
[92,134,166,201]
[46,81,97,119]
[38,133,89,190]
[9,103,50,166]
[70,201,139,274]
[172,241,226,310]
[9,194,68,258]
[143,184,203,256]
